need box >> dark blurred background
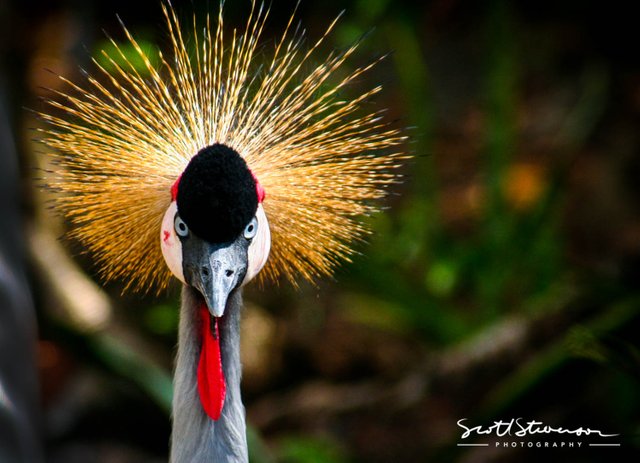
[2,0,640,461]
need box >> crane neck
[170,286,248,463]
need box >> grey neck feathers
[170,287,248,463]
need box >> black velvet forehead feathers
[176,143,258,243]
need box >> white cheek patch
[160,201,186,284]
[242,204,271,286]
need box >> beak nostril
[225,270,234,278]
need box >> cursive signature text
[457,418,619,439]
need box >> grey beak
[182,234,249,318]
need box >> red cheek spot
[163,230,170,243]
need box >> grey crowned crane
[39,1,406,461]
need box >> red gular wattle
[197,302,226,420]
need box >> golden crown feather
[38,1,406,293]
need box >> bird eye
[174,214,189,237]
[244,217,258,240]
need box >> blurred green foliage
[342,0,563,342]
[94,37,159,75]
[277,436,347,463]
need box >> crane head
[160,143,270,315]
